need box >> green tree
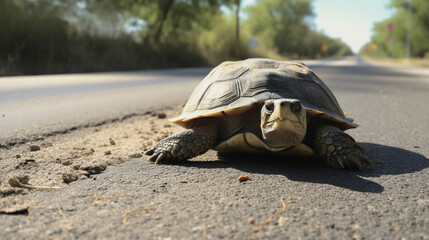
[245,0,314,57]
[0,0,352,76]
[244,0,351,58]
[118,0,230,44]
[0,0,70,75]
[390,0,429,57]
[362,0,429,58]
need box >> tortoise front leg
[145,122,217,164]
[314,125,373,169]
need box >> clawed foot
[145,126,217,164]
[315,125,374,170]
[145,150,171,164]
[325,145,373,169]
[144,138,185,164]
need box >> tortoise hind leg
[145,120,217,164]
[314,125,373,169]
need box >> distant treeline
[0,0,352,76]
[360,0,429,59]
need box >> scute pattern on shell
[171,58,355,130]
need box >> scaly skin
[314,125,373,169]
[145,122,217,164]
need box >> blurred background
[0,0,428,76]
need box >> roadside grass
[362,56,429,67]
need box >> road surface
[0,68,213,147]
[1,57,428,239]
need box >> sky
[313,0,392,53]
[242,0,393,53]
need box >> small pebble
[15,160,37,169]
[109,138,116,145]
[61,160,73,166]
[78,170,90,176]
[62,173,79,184]
[238,176,251,182]
[29,145,41,151]
[8,174,30,187]
[80,163,107,174]
[157,112,167,119]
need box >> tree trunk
[154,0,175,43]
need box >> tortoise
[145,58,373,169]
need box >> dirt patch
[0,106,184,194]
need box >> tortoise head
[260,99,307,148]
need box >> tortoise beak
[260,99,307,148]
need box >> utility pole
[235,0,241,58]
[405,0,412,59]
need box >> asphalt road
[0,68,211,147]
[1,57,429,239]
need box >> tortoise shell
[170,58,356,130]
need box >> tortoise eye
[291,101,302,113]
[264,101,274,113]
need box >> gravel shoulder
[0,106,184,195]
